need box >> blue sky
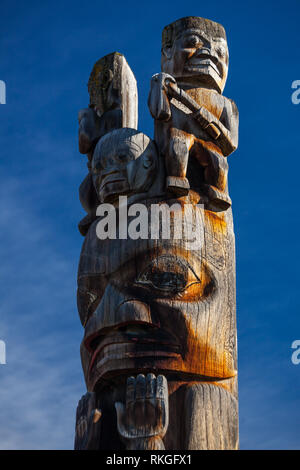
[0,0,300,449]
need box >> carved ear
[161,46,173,60]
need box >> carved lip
[185,56,221,76]
[100,174,127,189]
[86,322,181,378]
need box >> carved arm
[165,78,238,157]
[148,73,238,157]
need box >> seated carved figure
[148,16,238,208]
[78,52,138,161]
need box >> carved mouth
[99,174,130,202]
[185,56,221,77]
[86,323,181,382]
[100,174,127,189]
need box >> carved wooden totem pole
[75,17,239,450]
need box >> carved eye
[134,255,213,300]
[118,154,129,163]
[138,269,187,293]
[183,35,202,48]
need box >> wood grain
[74,16,239,450]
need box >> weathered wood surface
[91,128,158,204]
[74,16,239,450]
[78,52,138,236]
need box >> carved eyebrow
[122,140,142,151]
[182,30,201,35]
[213,37,227,44]
[177,29,208,40]
[115,145,136,154]
[108,148,136,162]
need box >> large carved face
[91,128,157,203]
[161,18,228,93]
[77,198,237,392]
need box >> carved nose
[116,300,152,325]
[84,284,154,340]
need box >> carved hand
[115,374,169,450]
[148,73,176,121]
[74,392,102,450]
[78,108,101,156]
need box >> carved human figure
[148,17,238,209]
[79,52,138,161]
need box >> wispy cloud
[0,177,85,449]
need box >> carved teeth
[186,58,220,76]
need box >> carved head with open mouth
[77,198,237,395]
[161,16,229,93]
